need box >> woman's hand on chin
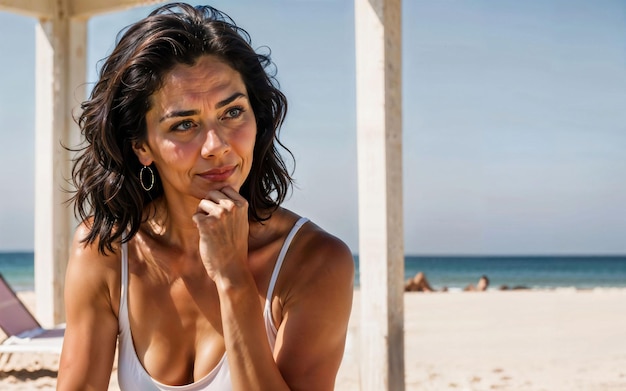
[192,186,250,284]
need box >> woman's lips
[198,165,236,182]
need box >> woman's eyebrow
[159,109,198,122]
[215,92,246,109]
[158,92,247,122]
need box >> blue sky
[0,0,625,255]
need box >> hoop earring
[139,165,155,191]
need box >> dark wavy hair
[71,3,293,254]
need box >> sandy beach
[2,289,626,390]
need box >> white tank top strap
[262,217,309,345]
[120,240,129,315]
[264,216,309,308]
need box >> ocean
[1,252,626,292]
[0,252,36,292]
[356,255,626,291]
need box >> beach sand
[2,289,626,390]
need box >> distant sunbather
[405,272,447,292]
[464,275,490,292]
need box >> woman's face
[135,55,257,200]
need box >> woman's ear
[132,141,153,167]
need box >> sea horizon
[1,251,626,292]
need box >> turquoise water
[0,252,35,291]
[356,255,626,290]
[2,252,626,291]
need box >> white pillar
[1,0,165,328]
[34,4,86,326]
[355,0,404,390]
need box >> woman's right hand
[192,186,250,284]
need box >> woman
[57,3,354,390]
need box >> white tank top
[117,217,309,390]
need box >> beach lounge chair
[0,273,64,355]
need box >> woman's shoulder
[70,220,122,263]
[273,209,354,320]
[64,221,123,325]
[281,209,355,285]
[67,220,123,294]
[300,220,352,260]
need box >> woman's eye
[224,107,244,119]
[173,120,195,132]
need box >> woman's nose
[201,128,230,158]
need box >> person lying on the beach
[464,275,490,292]
[57,3,354,390]
[405,272,448,292]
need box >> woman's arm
[57,224,120,391]
[271,230,354,390]
[215,234,354,391]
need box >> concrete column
[34,3,86,326]
[355,0,404,390]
